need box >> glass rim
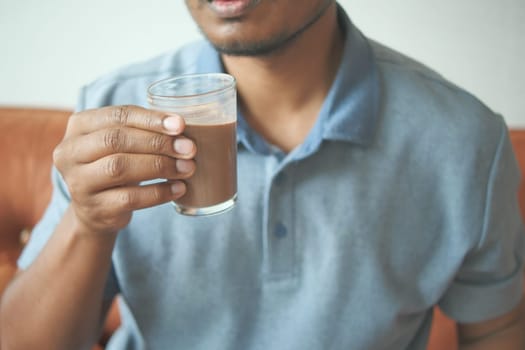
[147,73,236,101]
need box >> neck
[221,3,344,152]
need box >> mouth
[206,0,260,18]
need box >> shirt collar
[194,5,380,151]
[319,6,380,146]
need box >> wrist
[62,205,119,244]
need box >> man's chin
[211,39,286,57]
[205,29,296,57]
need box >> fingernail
[174,138,194,155]
[163,116,182,133]
[176,159,194,174]
[170,181,185,196]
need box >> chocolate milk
[176,121,237,208]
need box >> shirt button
[274,222,288,238]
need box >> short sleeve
[438,122,525,323]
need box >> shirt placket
[262,155,297,282]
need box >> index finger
[66,105,185,137]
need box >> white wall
[1,0,524,126]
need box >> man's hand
[53,105,196,235]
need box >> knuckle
[103,128,123,152]
[66,112,81,131]
[152,155,166,174]
[111,105,130,125]
[116,190,136,210]
[66,170,89,200]
[52,143,64,167]
[151,185,166,203]
[143,113,157,130]
[104,155,126,179]
[66,113,78,127]
[53,140,74,172]
[150,134,168,153]
[67,181,82,200]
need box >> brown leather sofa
[1,107,524,349]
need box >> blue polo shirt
[19,7,525,350]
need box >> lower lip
[207,0,257,18]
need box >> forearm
[0,206,117,350]
[458,308,525,350]
[0,105,191,349]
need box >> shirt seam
[477,117,506,250]
[377,58,467,95]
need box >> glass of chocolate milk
[147,73,237,216]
